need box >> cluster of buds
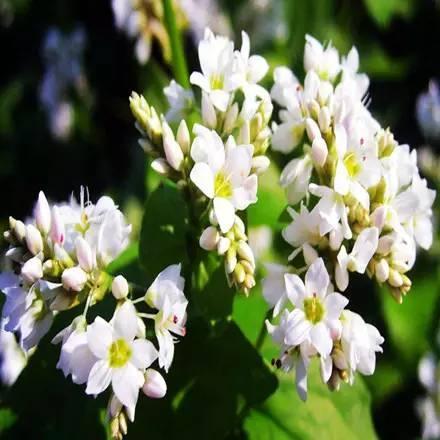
[200,215,256,293]
[1,190,189,439]
[263,35,434,400]
[111,0,187,64]
[130,28,273,294]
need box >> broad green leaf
[139,182,189,280]
[363,0,415,27]
[245,363,377,440]
[106,243,148,285]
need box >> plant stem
[163,0,190,88]
[255,309,272,351]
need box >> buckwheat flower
[335,227,379,291]
[34,191,51,235]
[144,264,187,371]
[271,66,299,108]
[233,31,269,96]
[86,301,158,415]
[279,155,313,205]
[283,258,348,359]
[190,28,239,111]
[164,80,194,122]
[190,126,257,233]
[304,34,340,80]
[53,316,96,385]
[0,320,27,386]
[338,310,384,383]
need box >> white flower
[335,227,379,291]
[0,320,27,386]
[34,191,51,235]
[164,80,194,122]
[304,34,340,80]
[271,66,299,108]
[279,155,313,206]
[62,266,88,292]
[190,126,257,233]
[21,256,43,284]
[190,28,238,111]
[85,301,158,416]
[112,275,129,300]
[145,265,187,372]
[53,316,97,385]
[338,310,384,383]
[142,368,167,399]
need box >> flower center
[303,295,324,324]
[210,74,224,90]
[214,172,233,198]
[108,339,132,368]
[343,152,361,177]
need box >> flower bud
[237,240,255,268]
[62,266,88,292]
[142,368,167,399]
[332,348,348,370]
[311,137,328,167]
[371,206,386,231]
[377,235,393,255]
[201,92,217,128]
[151,158,171,176]
[34,191,51,235]
[21,256,43,284]
[388,268,403,288]
[50,206,65,245]
[54,243,74,267]
[375,259,389,283]
[318,81,332,105]
[112,275,129,300]
[209,208,218,226]
[26,224,43,255]
[318,106,331,133]
[234,262,246,284]
[176,120,190,154]
[199,226,220,251]
[223,102,239,134]
[162,120,184,171]
[239,120,251,144]
[251,156,270,174]
[217,237,231,255]
[75,237,95,272]
[305,118,320,142]
[10,217,26,242]
[226,248,237,274]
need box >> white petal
[305,258,329,298]
[324,293,348,321]
[131,339,158,370]
[320,355,333,383]
[284,273,305,307]
[85,359,112,395]
[112,363,144,409]
[189,71,209,92]
[310,323,332,357]
[210,90,230,112]
[295,355,308,401]
[335,246,349,291]
[190,163,215,198]
[113,301,138,342]
[214,197,235,233]
[87,317,113,359]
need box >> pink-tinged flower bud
[142,368,167,399]
[199,226,220,251]
[251,156,270,174]
[311,137,328,167]
[371,206,387,231]
[21,256,43,284]
[201,92,217,128]
[75,237,95,272]
[34,191,51,235]
[112,275,129,300]
[305,117,320,142]
[217,236,231,255]
[62,266,88,292]
[318,106,331,132]
[26,224,43,255]
[176,120,190,154]
[50,206,65,245]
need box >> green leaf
[0,408,17,434]
[192,252,235,321]
[362,0,415,27]
[244,363,377,440]
[139,182,189,280]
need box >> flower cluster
[130,28,272,293]
[112,0,186,64]
[264,35,434,398]
[40,26,87,140]
[417,353,440,439]
[0,190,188,438]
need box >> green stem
[255,309,272,351]
[163,0,190,88]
